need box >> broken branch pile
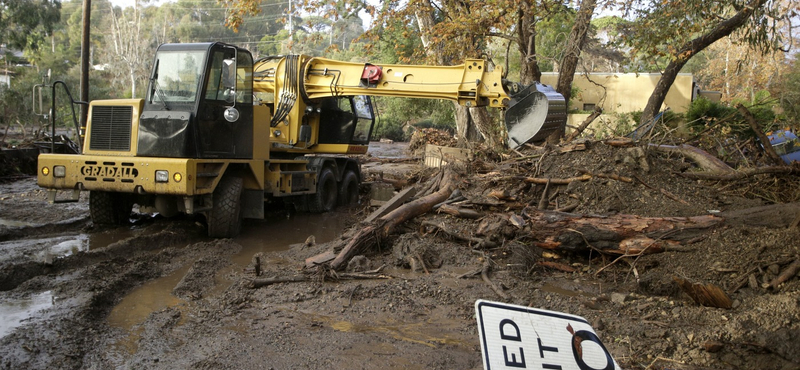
[266,137,800,304]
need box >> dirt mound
[292,139,800,369]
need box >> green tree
[621,0,795,126]
[0,0,61,50]
[777,53,800,121]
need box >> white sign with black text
[475,300,619,370]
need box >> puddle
[87,228,138,250]
[540,281,596,298]
[36,235,90,263]
[0,291,54,338]
[31,231,130,264]
[295,309,472,349]
[232,211,351,266]
[107,263,191,331]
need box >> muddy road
[1,141,800,369]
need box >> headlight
[53,166,66,178]
[155,170,169,183]
[173,172,182,183]
[41,167,50,176]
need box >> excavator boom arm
[254,55,511,108]
[253,54,566,149]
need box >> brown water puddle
[540,281,596,298]
[106,211,352,340]
[293,308,473,350]
[107,262,192,331]
[231,211,352,266]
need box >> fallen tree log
[250,272,393,288]
[524,203,800,256]
[718,202,800,228]
[517,172,632,186]
[737,103,784,166]
[564,106,602,144]
[677,166,799,181]
[524,208,724,255]
[324,166,459,271]
[650,143,734,174]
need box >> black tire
[207,176,244,238]
[89,191,132,225]
[307,168,337,213]
[338,170,359,206]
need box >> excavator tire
[89,191,132,225]
[338,170,359,206]
[207,175,243,238]
[308,168,337,213]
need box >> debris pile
[407,128,457,154]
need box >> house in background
[539,72,721,137]
[0,47,27,88]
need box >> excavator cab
[317,95,374,146]
[139,42,254,159]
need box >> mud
[0,141,799,369]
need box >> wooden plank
[304,249,336,268]
[424,144,471,168]
[364,187,417,223]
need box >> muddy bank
[0,141,799,369]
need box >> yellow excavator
[36,42,565,237]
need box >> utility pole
[288,0,293,52]
[80,0,92,132]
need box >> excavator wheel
[338,170,359,206]
[89,191,132,225]
[308,168,337,213]
[207,175,244,238]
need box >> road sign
[475,300,619,370]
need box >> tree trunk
[548,0,596,143]
[555,0,596,106]
[640,0,769,125]
[454,104,480,143]
[516,3,541,86]
[470,106,504,151]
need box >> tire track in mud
[0,225,238,369]
[0,227,191,292]
[0,216,91,243]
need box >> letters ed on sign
[475,300,619,370]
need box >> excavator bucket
[504,83,567,149]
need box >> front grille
[89,106,133,151]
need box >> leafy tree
[692,38,789,103]
[778,53,800,121]
[621,0,795,126]
[0,0,61,51]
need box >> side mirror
[222,58,236,91]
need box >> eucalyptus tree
[0,0,61,51]
[620,0,796,126]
